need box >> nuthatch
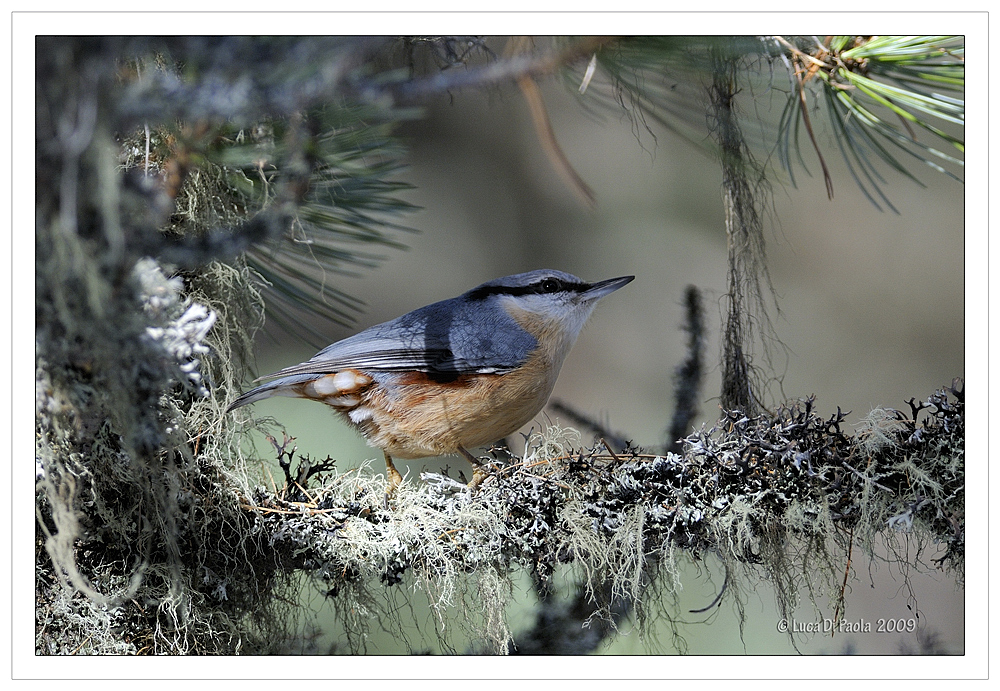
[227,270,633,491]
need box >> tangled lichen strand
[246,381,963,653]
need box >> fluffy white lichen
[134,258,217,397]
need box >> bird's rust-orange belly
[291,345,561,459]
[355,364,555,458]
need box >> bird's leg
[384,452,403,495]
[458,446,489,491]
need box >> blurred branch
[667,286,705,454]
[113,36,392,129]
[548,400,630,453]
[392,36,616,102]
[508,580,631,655]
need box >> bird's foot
[458,446,490,494]
[466,466,489,493]
[383,453,403,508]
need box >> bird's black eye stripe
[467,277,588,301]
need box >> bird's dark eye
[539,278,561,293]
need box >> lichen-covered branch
[244,382,963,653]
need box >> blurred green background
[243,70,964,655]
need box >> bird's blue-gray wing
[257,296,538,380]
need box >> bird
[227,269,634,493]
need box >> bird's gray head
[465,270,634,344]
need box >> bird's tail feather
[225,373,319,412]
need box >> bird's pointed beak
[582,275,635,301]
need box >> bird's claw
[466,466,489,493]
